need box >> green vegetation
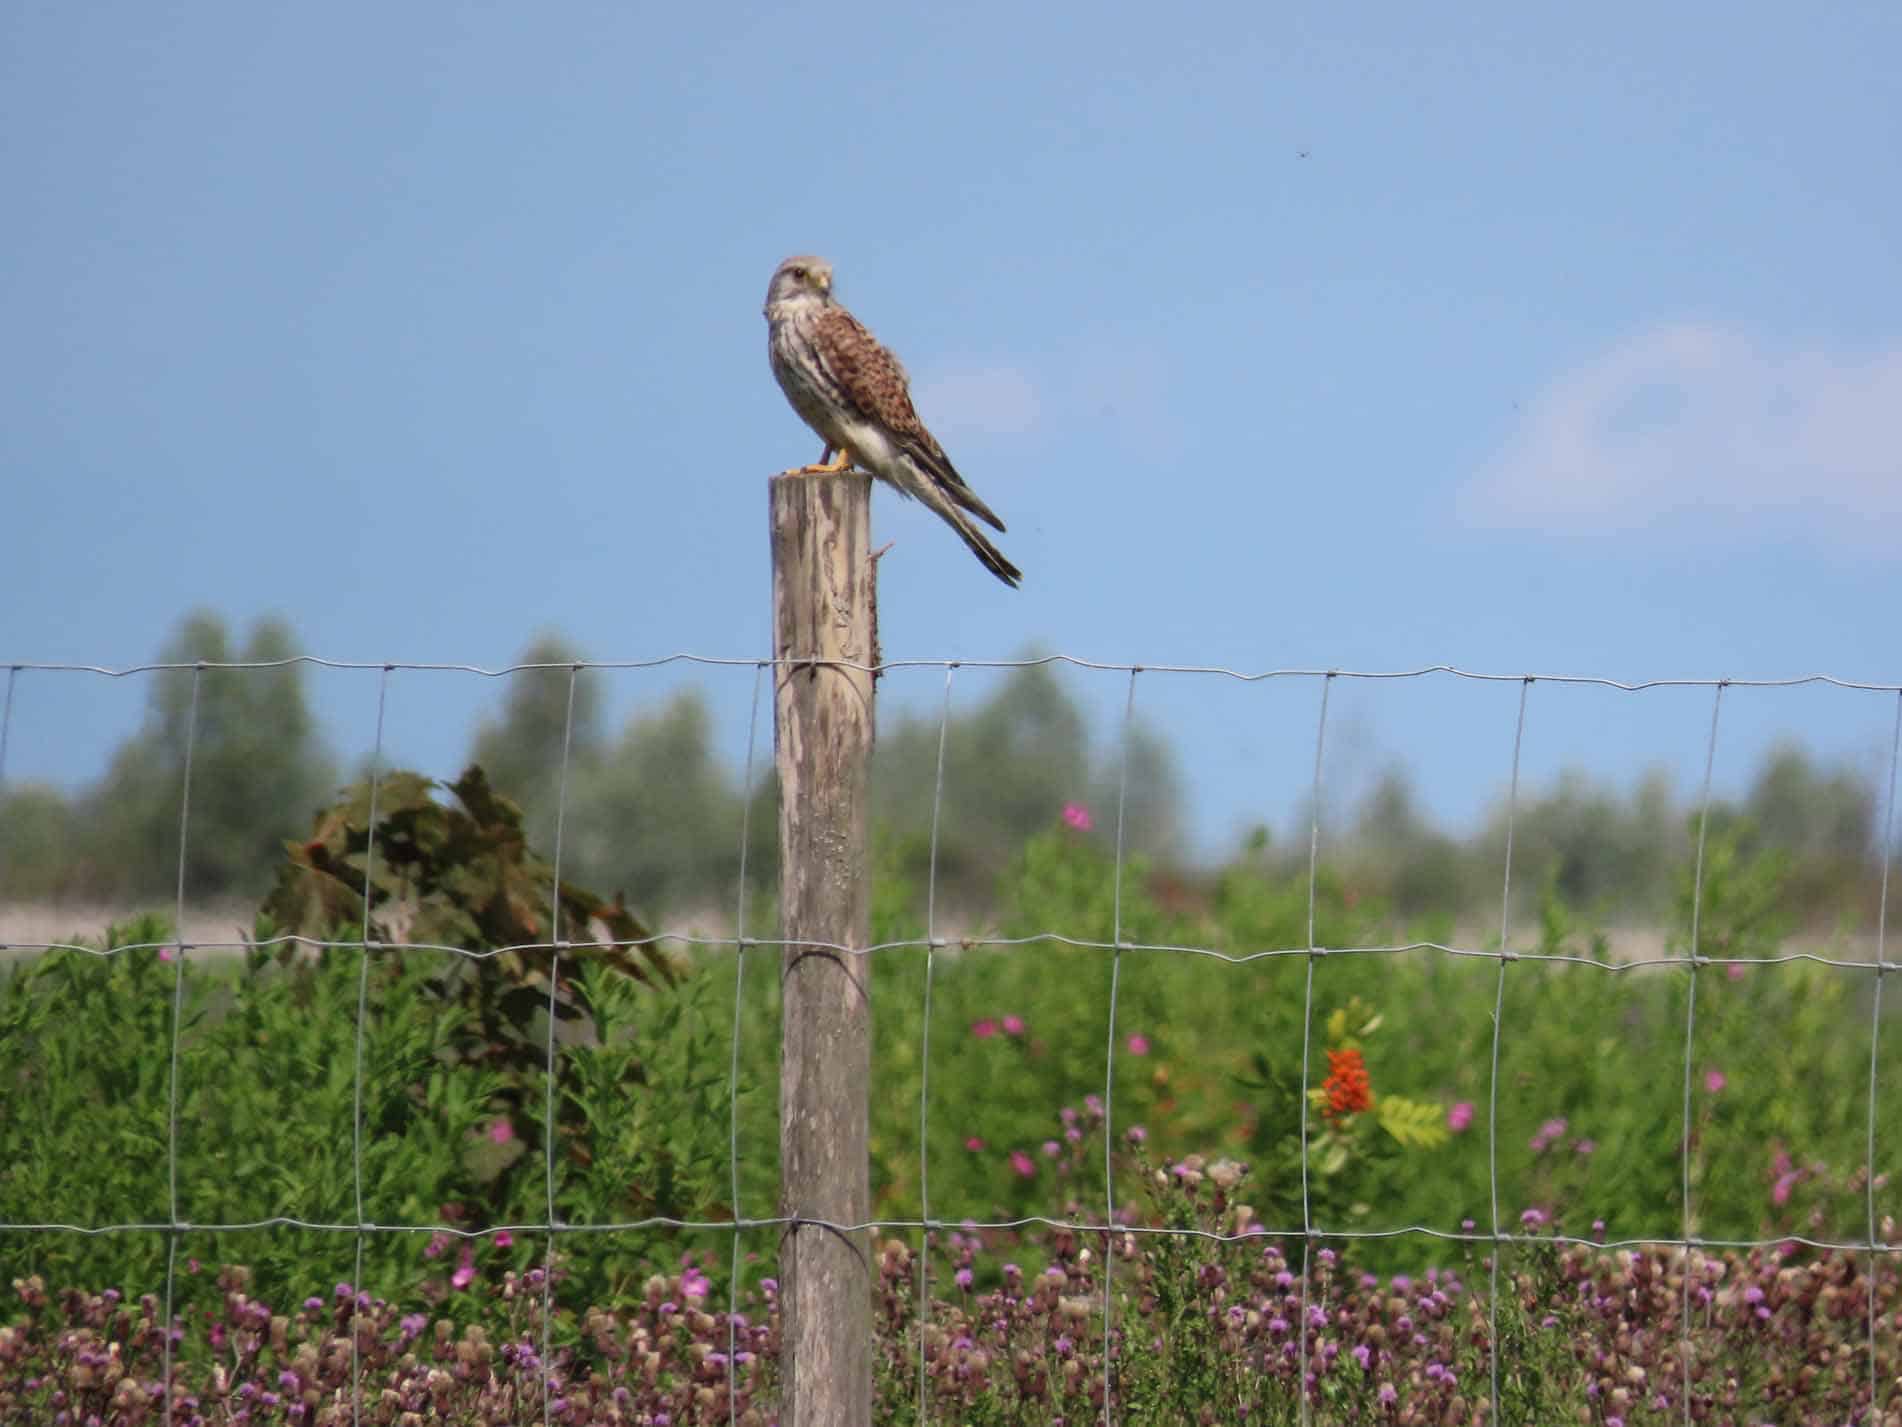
[3,775,1892,1319]
[3,690,1897,1423]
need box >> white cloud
[912,363,1040,439]
[1460,324,1902,537]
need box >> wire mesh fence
[2,654,1900,1426]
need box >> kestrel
[764,255,1022,588]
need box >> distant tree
[1089,720,1185,860]
[0,783,83,901]
[873,662,1183,911]
[469,633,605,851]
[1742,743,1874,863]
[466,637,775,924]
[1737,742,1879,919]
[565,688,752,917]
[1345,766,1467,919]
[83,611,335,902]
[1473,766,1680,920]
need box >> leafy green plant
[255,764,676,1185]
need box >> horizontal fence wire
[2,654,1900,1427]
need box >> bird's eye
[789,265,806,279]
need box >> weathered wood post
[770,470,875,1427]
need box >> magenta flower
[1126,1034,1150,1056]
[1126,1125,1147,1144]
[1010,1149,1036,1178]
[1704,1069,1727,1094]
[1726,961,1746,980]
[1042,1140,1061,1157]
[1446,1101,1474,1133]
[964,1136,985,1152]
[1062,802,1094,831]
[159,946,178,963]
[488,1118,514,1145]
[971,1018,999,1039]
[494,1230,513,1248]
[1002,1014,1026,1036]
[451,1247,475,1291]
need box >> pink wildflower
[1126,1125,1147,1144]
[1010,1149,1036,1178]
[1126,1034,1150,1056]
[965,1136,985,1152]
[1002,1014,1026,1036]
[488,1119,514,1145]
[1062,802,1094,831]
[1704,1069,1726,1094]
[493,1230,513,1248]
[1042,1140,1061,1156]
[451,1247,475,1291]
[1726,961,1746,981]
[971,1019,999,1039]
[1446,1101,1474,1133]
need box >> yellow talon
[778,445,855,476]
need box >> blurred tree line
[0,610,1893,933]
[1,613,334,904]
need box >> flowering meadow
[4,804,1901,1422]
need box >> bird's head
[764,254,835,317]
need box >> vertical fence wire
[0,666,15,890]
[160,664,203,1427]
[1679,681,1726,1424]
[1867,690,1902,1424]
[727,661,766,1426]
[347,667,392,1424]
[538,664,582,1425]
[1487,677,1531,1422]
[917,664,957,1424]
[1101,666,1140,1425]
[1296,671,1335,1427]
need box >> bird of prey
[764,255,1022,588]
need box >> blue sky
[3,2,1899,857]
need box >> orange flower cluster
[1323,1047,1374,1120]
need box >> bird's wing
[811,306,1008,533]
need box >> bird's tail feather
[915,478,1022,588]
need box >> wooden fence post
[770,470,875,1427]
